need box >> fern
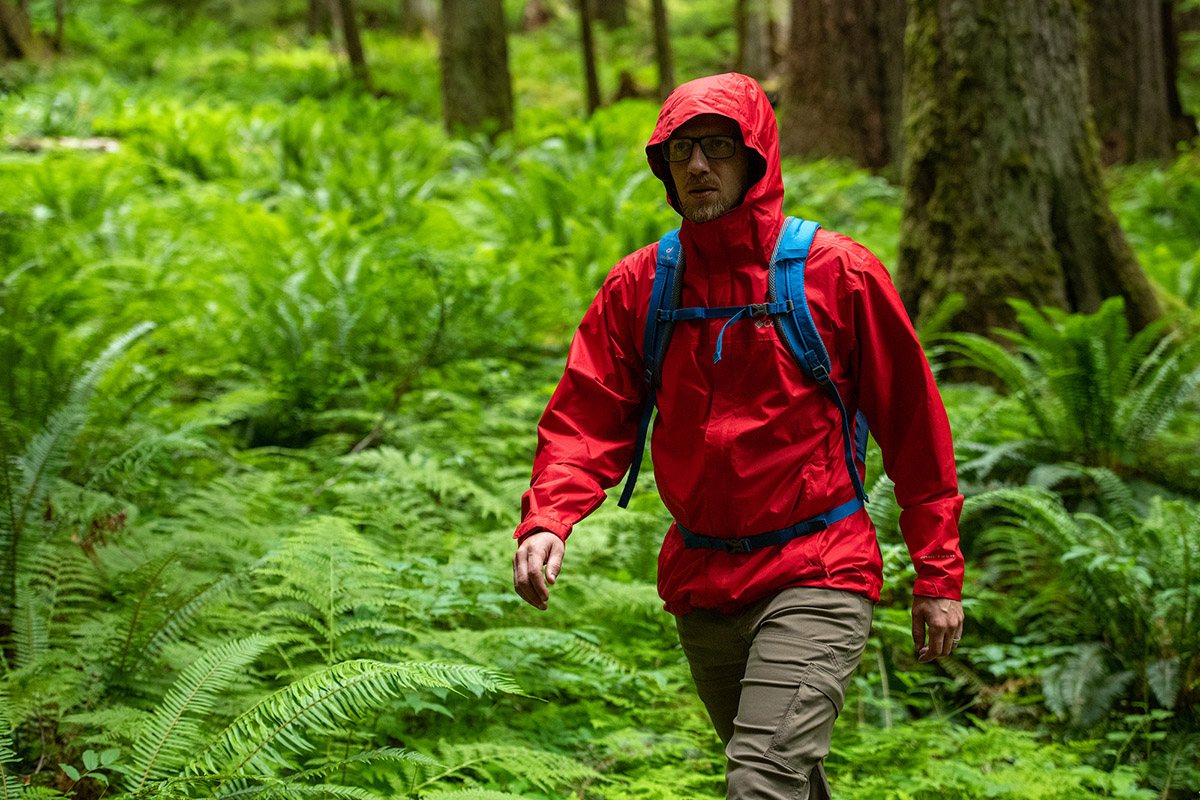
[130,634,274,788]
[418,742,599,795]
[0,690,22,800]
[941,297,1200,474]
[191,659,519,778]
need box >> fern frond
[131,634,275,788]
[422,792,530,800]
[67,321,156,407]
[131,571,239,671]
[192,660,519,777]
[426,742,598,794]
[0,689,22,800]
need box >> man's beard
[681,191,735,224]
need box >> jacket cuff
[913,577,962,601]
[513,515,571,543]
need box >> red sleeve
[513,257,649,543]
[849,250,965,600]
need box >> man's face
[666,114,751,224]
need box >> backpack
[617,217,870,553]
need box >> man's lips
[688,186,717,196]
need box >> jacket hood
[646,73,784,262]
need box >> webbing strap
[677,497,864,553]
[619,230,683,509]
[618,385,656,507]
[771,218,869,506]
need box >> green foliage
[943,297,1200,482]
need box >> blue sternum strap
[659,301,793,364]
[676,497,864,553]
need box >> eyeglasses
[661,135,738,163]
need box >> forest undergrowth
[1,1,1199,798]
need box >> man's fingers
[911,605,926,650]
[527,547,549,604]
[546,543,564,585]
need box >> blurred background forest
[1,0,1200,798]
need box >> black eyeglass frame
[660,135,739,163]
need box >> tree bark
[579,0,601,114]
[595,0,626,28]
[780,0,905,170]
[1163,1,1199,145]
[737,0,771,80]
[53,0,65,51]
[1086,0,1181,162]
[0,2,34,61]
[440,0,514,134]
[331,0,371,88]
[897,0,1162,336]
[308,0,329,37]
[651,0,674,100]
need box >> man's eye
[705,137,735,156]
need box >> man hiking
[512,73,964,799]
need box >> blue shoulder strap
[618,229,682,508]
[772,218,870,504]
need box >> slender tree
[1086,0,1189,162]
[897,0,1162,335]
[651,0,674,100]
[331,0,371,88]
[53,0,65,51]
[736,0,771,80]
[440,0,514,134]
[780,0,905,170]
[579,0,601,114]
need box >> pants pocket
[763,663,845,776]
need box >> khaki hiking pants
[675,586,873,800]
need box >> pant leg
[725,587,872,800]
[675,607,752,746]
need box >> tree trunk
[780,0,904,170]
[0,2,34,61]
[579,0,601,114]
[595,0,626,28]
[1086,0,1181,162]
[651,0,674,100]
[308,0,329,37]
[897,0,1162,336]
[53,0,65,51]
[737,0,771,80]
[331,0,371,88]
[440,0,514,134]
[1163,1,1199,145]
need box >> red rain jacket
[514,74,964,615]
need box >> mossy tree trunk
[736,0,771,81]
[439,0,514,134]
[1163,1,1199,145]
[651,0,674,100]
[1086,0,1190,162]
[780,0,905,170]
[897,0,1162,336]
[579,0,601,114]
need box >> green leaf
[100,749,120,766]
[82,751,99,771]
[60,765,80,781]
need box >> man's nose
[687,141,710,173]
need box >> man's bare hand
[513,531,565,611]
[911,595,964,663]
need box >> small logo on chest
[755,316,775,328]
